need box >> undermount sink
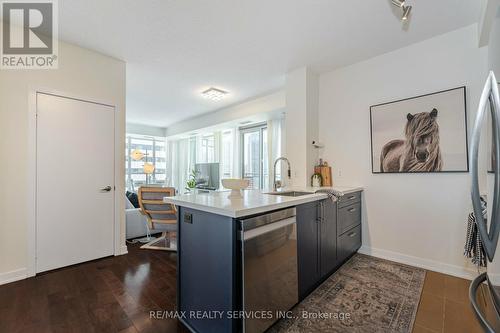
[267,191,314,197]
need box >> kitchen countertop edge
[164,186,363,218]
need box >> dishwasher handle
[242,217,296,241]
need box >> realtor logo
[1,0,58,69]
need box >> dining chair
[137,187,177,251]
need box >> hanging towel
[464,197,487,268]
[315,188,342,202]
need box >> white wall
[319,25,488,278]
[127,123,166,137]
[0,41,126,284]
[489,11,500,73]
[285,67,319,187]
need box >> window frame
[240,123,267,189]
[125,133,166,191]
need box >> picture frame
[370,87,468,174]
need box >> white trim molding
[0,268,27,286]
[359,245,479,280]
[119,245,129,255]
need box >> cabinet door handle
[317,202,322,223]
[348,232,357,237]
[348,195,356,200]
[348,207,356,212]
[321,201,325,223]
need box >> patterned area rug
[270,254,426,333]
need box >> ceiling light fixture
[402,5,412,20]
[391,0,412,21]
[201,87,229,101]
[391,0,405,8]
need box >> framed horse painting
[370,87,468,173]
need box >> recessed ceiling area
[58,0,482,127]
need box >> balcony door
[241,124,268,189]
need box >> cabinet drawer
[338,225,361,263]
[338,191,361,208]
[337,202,361,235]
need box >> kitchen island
[164,186,363,333]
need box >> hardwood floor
[0,244,188,333]
[413,271,485,333]
[0,245,487,333]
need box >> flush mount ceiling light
[201,87,229,101]
[391,0,412,21]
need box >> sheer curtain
[168,132,228,192]
[167,138,196,194]
[266,116,285,189]
[167,120,282,192]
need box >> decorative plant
[186,169,197,190]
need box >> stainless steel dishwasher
[239,207,298,333]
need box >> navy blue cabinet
[296,198,338,300]
[177,207,238,333]
[297,192,361,302]
[296,201,320,300]
[320,199,337,277]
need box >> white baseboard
[359,245,478,280]
[0,268,27,286]
[488,272,500,285]
[118,245,128,255]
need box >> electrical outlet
[184,213,193,224]
[338,169,342,177]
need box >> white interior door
[36,92,115,273]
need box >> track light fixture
[392,0,412,21]
[391,0,405,8]
[402,5,412,21]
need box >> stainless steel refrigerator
[470,70,500,332]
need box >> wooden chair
[137,187,177,251]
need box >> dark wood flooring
[0,244,188,333]
[0,244,486,333]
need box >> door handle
[100,186,112,192]
[471,71,500,261]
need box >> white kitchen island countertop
[163,186,363,218]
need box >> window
[126,134,166,191]
[241,124,267,189]
[221,130,234,178]
[199,135,215,163]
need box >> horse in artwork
[380,108,442,172]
